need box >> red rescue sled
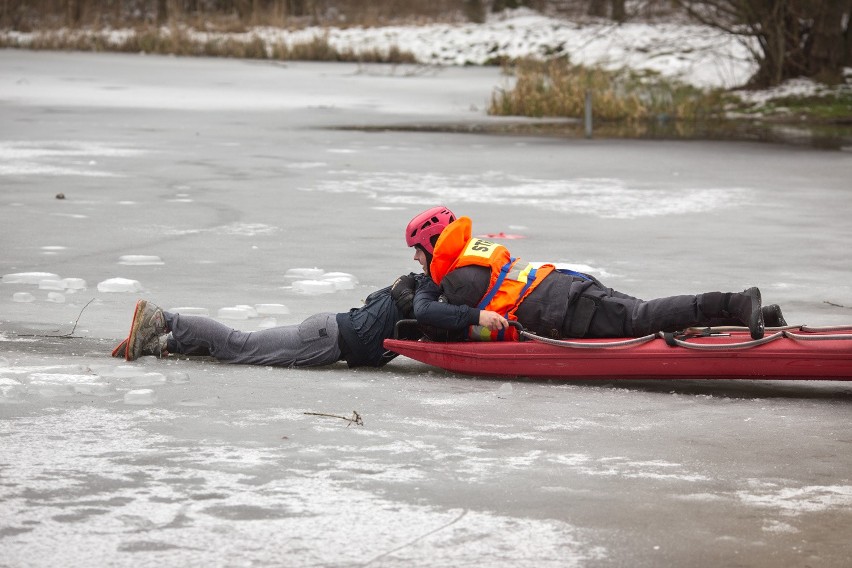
[383,325,852,380]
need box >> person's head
[405,205,456,275]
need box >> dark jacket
[337,274,478,367]
[434,265,600,338]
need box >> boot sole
[125,299,148,361]
[111,337,128,358]
[746,287,765,340]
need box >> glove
[467,324,519,342]
[391,274,417,318]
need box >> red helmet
[405,206,456,254]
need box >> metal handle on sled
[393,319,419,339]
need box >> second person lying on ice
[402,206,787,341]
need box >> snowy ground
[2,50,852,567]
[6,6,848,98]
[1,9,754,86]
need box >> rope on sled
[785,325,852,341]
[519,325,852,350]
[662,331,784,350]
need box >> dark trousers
[568,286,730,338]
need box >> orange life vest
[430,217,555,322]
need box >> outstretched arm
[413,276,508,331]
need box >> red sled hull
[383,332,852,380]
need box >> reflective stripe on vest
[477,258,515,310]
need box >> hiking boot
[762,304,788,328]
[727,287,764,340]
[126,300,168,361]
[113,335,168,359]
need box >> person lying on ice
[116,273,499,365]
[404,206,788,342]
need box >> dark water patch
[0,526,34,538]
[335,119,852,151]
[118,540,183,552]
[202,504,305,521]
[52,507,110,523]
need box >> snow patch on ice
[38,279,65,290]
[119,255,165,265]
[291,280,337,295]
[305,171,748,219]
[169,306,210,316]
[0,141,146,177]
[255,303,290,316]
[63,278,87,290]
[321,272,358,290]
[97,277,143,293]
[218,306,258,319]
[46,292,65,303]
[125,389,157,405]
[762,520,799,534]
[3,272,61,284]
[282,269,359,294]
[285,161,327,169]
[548,454,709,482]
[737,484,852,514]
[165,222,280,237]
[285,267,326,279]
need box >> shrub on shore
[488,58,730,122]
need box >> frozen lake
[2,50,852,567]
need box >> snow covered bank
[3,10,757,89]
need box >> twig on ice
[303,410,364,427]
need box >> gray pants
[165,311,342,367]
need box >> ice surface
[1,51,852,568]
[169,306,210,316]
[12,292,35,303]
[285,267,326,278]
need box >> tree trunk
[610,0,626,21]
[493,0,521,11]
[805,0,849,82]
[287,0,306,17]
[66,0,82,26]
[587,0,606,17]
[156,0,168,25]
[464,0,486,23]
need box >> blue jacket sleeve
[413,275,480,330]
